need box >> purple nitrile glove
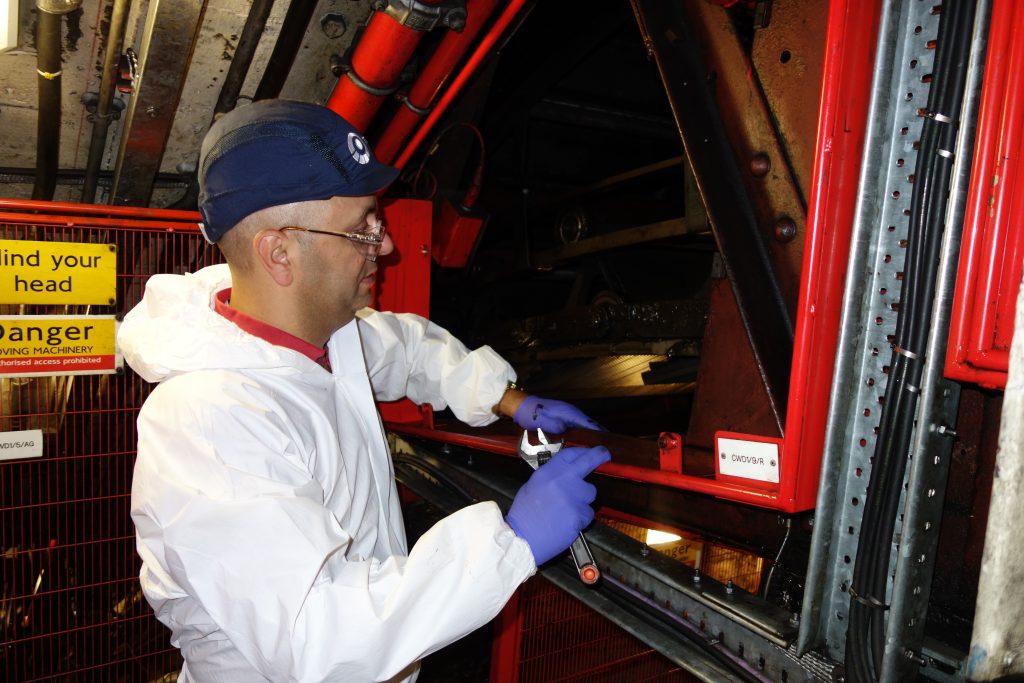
[505,445,611,566]
[513,395,605,435]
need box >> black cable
[392,453,479,505]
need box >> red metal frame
[774,0,882,511]
[389,0,880,513]
[945,0,1024,389]
[375,198,436,424]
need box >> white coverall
[118,264,537,682]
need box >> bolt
[693,570,701,584]
[640,545,650,557]
[445,9,466,31]
[320,12,347,39]
[790,612,800,626]
[750,153,771,177]
[726,579,734,595]
[937,424,958,437]
[904,649,926,665]
[774,217,797,243]
[145,105,159,118]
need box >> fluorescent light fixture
[645,529,682,546]
[1,0,17,53]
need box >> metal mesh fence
[1,212,219,682]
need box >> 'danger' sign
[0,239,117,305]
[0,315,121,377]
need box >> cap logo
[347,132,370,164]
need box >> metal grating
[517,577,699,683]
[0,216,219,681]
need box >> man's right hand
[505,445,611,566]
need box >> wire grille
[1,216,220,681]
[517,577,698,683]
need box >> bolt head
[750,153,771,177]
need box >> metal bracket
[378,0,467,32]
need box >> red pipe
[0,198,201,222]
[393,0,529,170]
[945,0,1020,388]
[326,8,437,132]
[0,211,202,232]
[374,0,501,165]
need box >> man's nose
[378,232,395,257]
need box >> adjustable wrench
[517,429,601,585]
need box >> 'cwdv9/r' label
[716,435,781,483]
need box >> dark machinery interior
[0,0,1016,681]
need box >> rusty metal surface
[684,277,783,465]
[751,0,827,196]
[109,0,209,206]
[683,1,818,318]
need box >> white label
[0,429,43,461]
[717,437,780,483]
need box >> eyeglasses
[281,221,388,262]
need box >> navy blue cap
[197,99,399,243]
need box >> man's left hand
[513,395,604,435]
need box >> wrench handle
[569,533,600,585]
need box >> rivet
[774,217,797,243]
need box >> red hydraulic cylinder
[374,0,501,165]
[326,6,438,132]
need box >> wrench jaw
[515,428,603,587]
[517,428,562,470]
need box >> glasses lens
[368,223,386,261]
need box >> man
[118,99,610,682]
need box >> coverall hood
[119,264,312,383]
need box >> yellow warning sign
[0,315,121,377]
[0,239,117,305]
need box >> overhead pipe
[81,0,129,204]
[374,0,501,164]
[325,0,457,132]
[33,0,82,200]
[213,0,276,117]
[392,0,530,170]
[253,0,318,101]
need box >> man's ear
[252,229,294,286]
